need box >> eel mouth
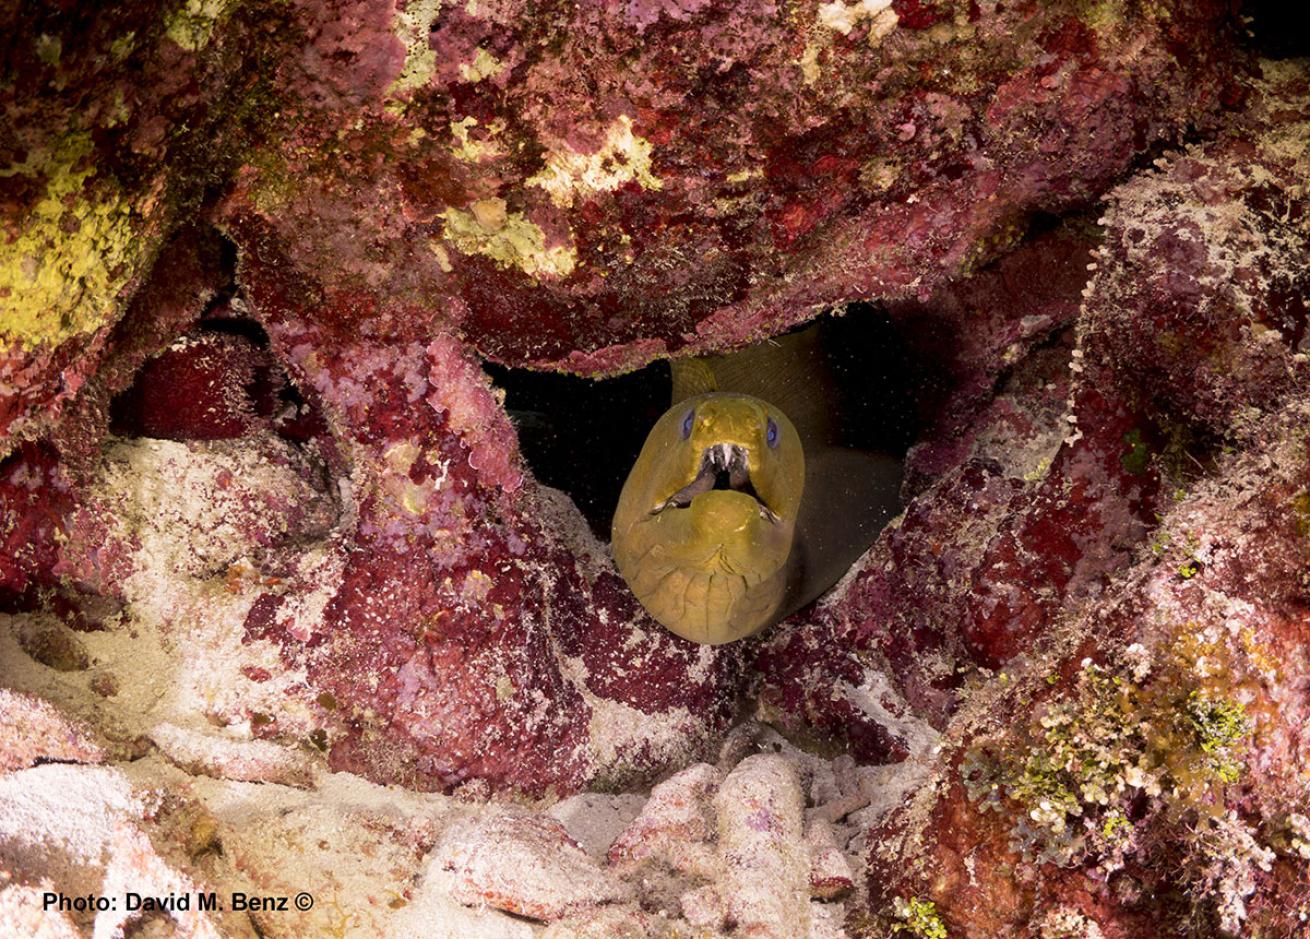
[653,443,780,522]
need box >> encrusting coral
[856,64,1310,938]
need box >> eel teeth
[652,443,777,522]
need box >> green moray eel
[612,326,904,644]
[612,393,805,644]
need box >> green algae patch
[1077,0,1127,35]
[0,133,141,347]
[963,650,1256,863]
[890,896,949,938]
[1185,690,1251,781]
[165,0,240,52]
[957,214,1028,278]
[449,117,508,164]
[439,204,577,279]
[960,634,1270,932]
[1120,427,1150,475]
[35,34,62,66]
[459,47,505,84]
[1291,490,1310,540]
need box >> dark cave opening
[1245,0,1310,60]
[487,307,935,539]
[483,359,673,538]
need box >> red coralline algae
[1085,72,1310,438]
[851,66,1310,938]
[222,247,741,795]
[109,333,267,442]
[213,0,1243,372]
[424,332,523,494]
[0,338,101,454]
[0,443,75,608]
[751,223,1131,752]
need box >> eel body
[611,325,904,645]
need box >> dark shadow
[1245,0,1310,59]
[485,360,673,538]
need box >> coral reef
[222,0,1244,372]
[856,63,1310,938]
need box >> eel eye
[766,417,779,448]
[682,409,694,439]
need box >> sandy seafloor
[0,432,932,938]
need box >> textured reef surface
[2,0,1308,936]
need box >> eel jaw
[652,443,781,523]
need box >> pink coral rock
[0,690,103,774]
[607,762,721,870]
[435,811,633,921]
[714,753,811,938]
[806,817,855,900]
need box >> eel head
[611,392,804,644]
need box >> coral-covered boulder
[1084,61,1310,438]
[223,0,1244,371]
[751,227,1152,754]
[226,257,743,795]
[865,394,1310,937]
[853,65,1310,939]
